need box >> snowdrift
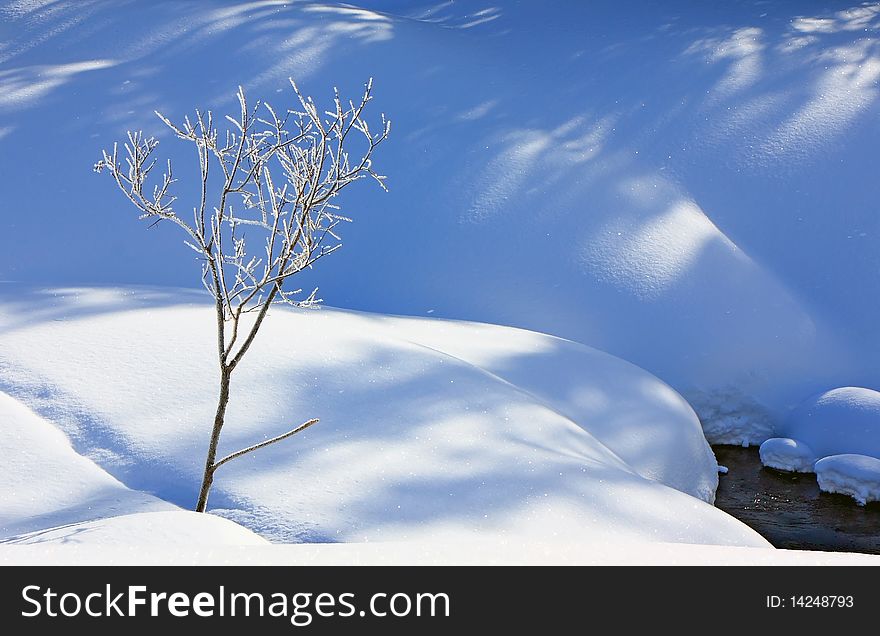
[1,1,879,438]
[0,390,267,544]
[0,286,767,547]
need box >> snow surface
[1,0,878,441]
[782,387,880,459]
[373,315,719,501]
[0,390,170,537]
[0,390,268,544]
[758,438,816,473]
[815,454,880,505]
[2,0,878,554]
[0,286,767,547]
[5,511,269,546]
[3,541,879,567]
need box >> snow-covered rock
[782,387,880,460]
[0,286,768,547]
[758,438,816,473]
[757,390,880,509]
[815,454,880,506]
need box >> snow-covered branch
[96,78,390,362]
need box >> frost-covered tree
[95,79,390,512]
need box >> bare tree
[95,78,390,512]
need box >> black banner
[0,565,876,632]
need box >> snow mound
[758,438,816,473]
[375,315,719,502]
[4,511,268,546]
[0,286,767,547]
[815,454,880,506]
[0,390,171,539]
[782,387,880,460]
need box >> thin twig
[212,418,319,471]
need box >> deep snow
[1,0,879,439]
[0,389,170,537]
[0,286,767,547]
[0,389,268,544]
[2,0,879,555]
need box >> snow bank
[782,387,880,459]
[758,438,816,473]
[815,454,880,506]
[0,287,767,547]
[687,389,778,446]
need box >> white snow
[815,454,880,506]
[0,390,170,538]
[374,315,719,502]
[782,387,880,459]
[689,389,776,446]
[757,389,880,503]
[0,390,267,545]
[3,540,880,566]
[758,438,817,473]
[5,511,268,546]
[0,286,767,548]
[1,1,878,557]
[1,1,878,445]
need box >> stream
[712,445,880,554]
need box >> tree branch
[212,418,319,471]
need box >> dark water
[713,445,880,554]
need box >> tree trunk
[195,366,231,512]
